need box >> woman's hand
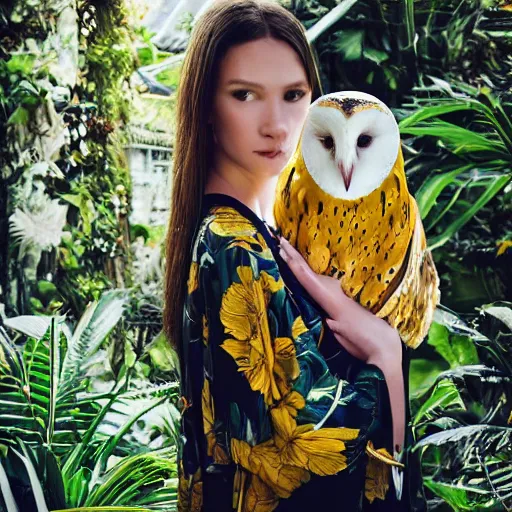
[278,236,401,365]
[279,235,405,498]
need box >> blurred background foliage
[0,0,510,510]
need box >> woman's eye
[231,89,307,102]
[285,90,306,102]
[357,134,372,148]
[232,90,254,101]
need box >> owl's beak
[339,163,354,191]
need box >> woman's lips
[255,150,283,159]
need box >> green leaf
[414,425,512,510]
[12,442,49,512]
[428,175,511,250]
[85,448,177,508]
[333,29,364,61]
[144,331,179,374]
[60,193,97,236]
[401,120,506,154]
[409,358,449,400]
[415,165,473,219]
[37,281,60,305]
[66,467,92,508]
[480,304,512,331]
[59,289,128,398]
[399,102,483,131]
[383,67,397,90]
[427,322,479,367]
[423,479,488,511]
[6,55,35,75]
[7,106,29,125]
[362,47,389,64]
[413,378,466,426]
[53,507,153,511]
[0,460,18,512]
[124,338,136,369]
[3,316,53,340]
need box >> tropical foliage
[410,302,512,511]
[0,0,510,510]
[0,290,180,511]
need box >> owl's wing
[376,198,440,349]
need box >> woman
[164,1,427,510]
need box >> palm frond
[59,289,129,397]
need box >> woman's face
[210,37,313,178]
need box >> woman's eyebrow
[226,79,309,89]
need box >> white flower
[9,196,68,259]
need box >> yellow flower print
[277,391,306,419]
[209,207,257,237]
[291,316,308,340]
[227,232,274,261]
[231,438,310,499]
[220,265,288,405]
[240,472,280,512]
[274,337,300,384]
[177,461,203,512]
[201,378,229,464]
[187,261,199,295]
[270,406,360,476]
[497,240,512,256]
[202,314,208,345]
[364,443,393,503]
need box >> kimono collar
[201,193,281,249]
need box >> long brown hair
[163,0,323,351]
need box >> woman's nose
[261,99,288,140]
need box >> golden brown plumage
[274,92,440,349]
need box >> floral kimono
[177,193,427,512]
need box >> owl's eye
[320,136,334,150]
[357,134,372,148]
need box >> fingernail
[279,248,288,261]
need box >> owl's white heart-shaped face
[301,91,400,200]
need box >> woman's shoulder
[193,205,276,264]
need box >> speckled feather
[274,143,440,349]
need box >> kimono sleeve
[200,240,388,503]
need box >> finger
[279,237,325,297]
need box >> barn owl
[274,91,440,350]
[274,91,441,502]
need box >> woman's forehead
[217,38,307,86]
